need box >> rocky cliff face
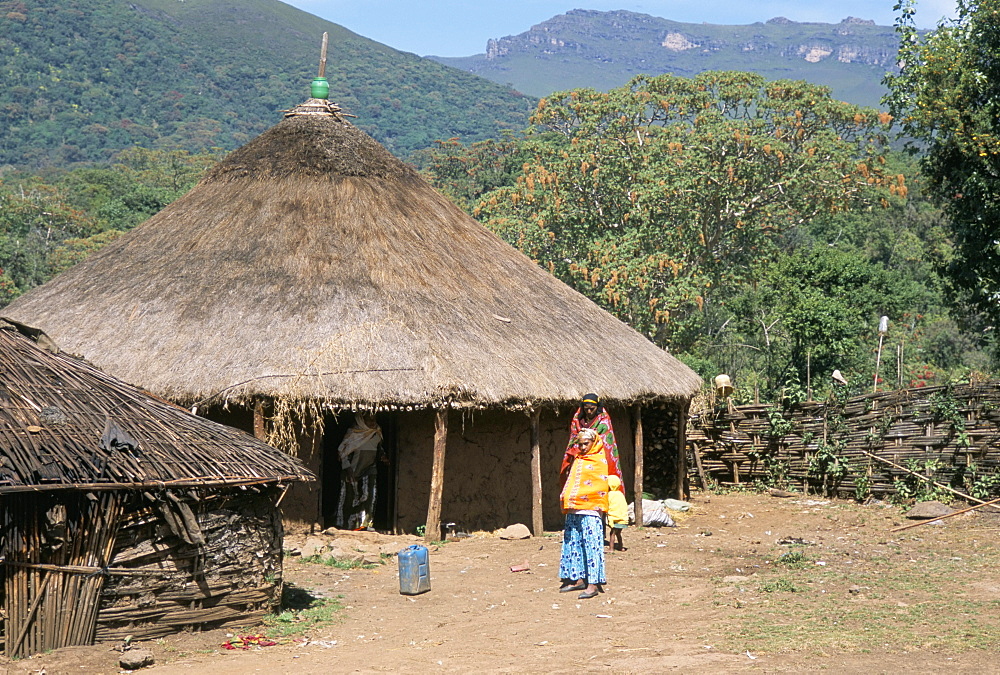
[482,10,897,68]
[433,9,903,106]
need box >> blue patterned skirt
[558,513,606,584]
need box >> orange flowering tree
[472,71,896,348]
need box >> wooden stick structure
[633,405,644,528]
[857,447,988,505]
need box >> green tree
[0,148,217,303]
[0,179,97,291]
[885,0,1000,349]
[472,72,895,349]
[721,247,927,399]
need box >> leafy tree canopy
[885,0,1000,345]
[721,246,927,398]
[470,71,896,349]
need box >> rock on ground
[120,648,155,670]
[906,501,954,519]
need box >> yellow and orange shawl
[561,436,610,513]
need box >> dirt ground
[5,491,1000,674]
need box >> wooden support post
[425,409,448,543]
[318,32,328,78]
[633,405,644,529]
[530,410,544,537]
[676,401,690,499]
[253,400,266,440]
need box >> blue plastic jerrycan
[397,544,431,595]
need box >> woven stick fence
[687,382,1000,499]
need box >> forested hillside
[0,0,534,167]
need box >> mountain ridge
[430,10,902,107]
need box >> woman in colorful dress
[558,428,609,599]
[560,393,623,495]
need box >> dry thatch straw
[5,100,701,411]
[0,320,312,491]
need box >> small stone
[120,648,155,670]
[848,585,863,595]
[499,523,532,540]
[300,536,329,557]
[380,543,403,556]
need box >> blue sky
[283,0,958,57]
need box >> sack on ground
[627,499,676,527]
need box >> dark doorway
[321,411,397,532]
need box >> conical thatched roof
[0,321,311,493]
[5,100,700,409]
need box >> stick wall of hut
[4,493,122,658]
[425,409,448,542]
[530,410,543,536]
[633,406,644,528]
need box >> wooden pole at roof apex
[318,32,328,78]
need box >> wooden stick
[692,441,708,491]
[633,405,644,528]
[856,447,988,505]
[891,495,1000,532]
[529,410,544,537]
[253,400,266,440]
[318,32,328,78]
[11,571,51,655]
[425,409,448,543]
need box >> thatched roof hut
[5,97,701,537]
[6,103,698,407]
[0,320,312,657]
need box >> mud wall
[394,406,636,534]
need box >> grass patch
[301,554,379,570]
[255,585,344,639]
[759,577,801,593]
[720,542,1000,655]
[261,597,344,638]
[774,549,810,568]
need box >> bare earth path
[5,492,999,674]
